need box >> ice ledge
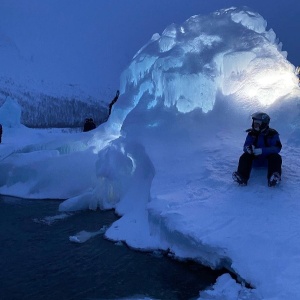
[148,207,233,270]
[105,197,261,299]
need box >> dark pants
[237,153,282,183]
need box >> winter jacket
[243,127,282,157]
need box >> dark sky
[0,0,299,99]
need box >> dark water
[0,195,226,300]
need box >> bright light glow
[232,64,298,106]
[121,7,299,117]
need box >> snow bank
[0,96,22,128]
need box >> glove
[253,147,262,156]
[245,145,253,154]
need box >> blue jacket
[243,128,282,157]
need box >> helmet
[251,112,270,131]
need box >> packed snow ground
[1,7,300,300]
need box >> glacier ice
[117,6,298,124]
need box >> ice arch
[113,6,298,130]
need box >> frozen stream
[0,195,226,300]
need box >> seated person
[232,112,282,187]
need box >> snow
[1,7,300,300]
[0,97,22,128]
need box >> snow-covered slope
[0,32,108,128]
[0,75,109,128]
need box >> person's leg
[267,153,282,180]
[237,153,254,183]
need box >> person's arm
[262,134,282,155]
[243,134,255,153]
[111,90,120,105]
[108,90,120,115]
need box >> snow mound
[0,96,22,128]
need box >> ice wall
[113,6,297,129]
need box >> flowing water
[0,195,226,300]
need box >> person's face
[253,120,262,131]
